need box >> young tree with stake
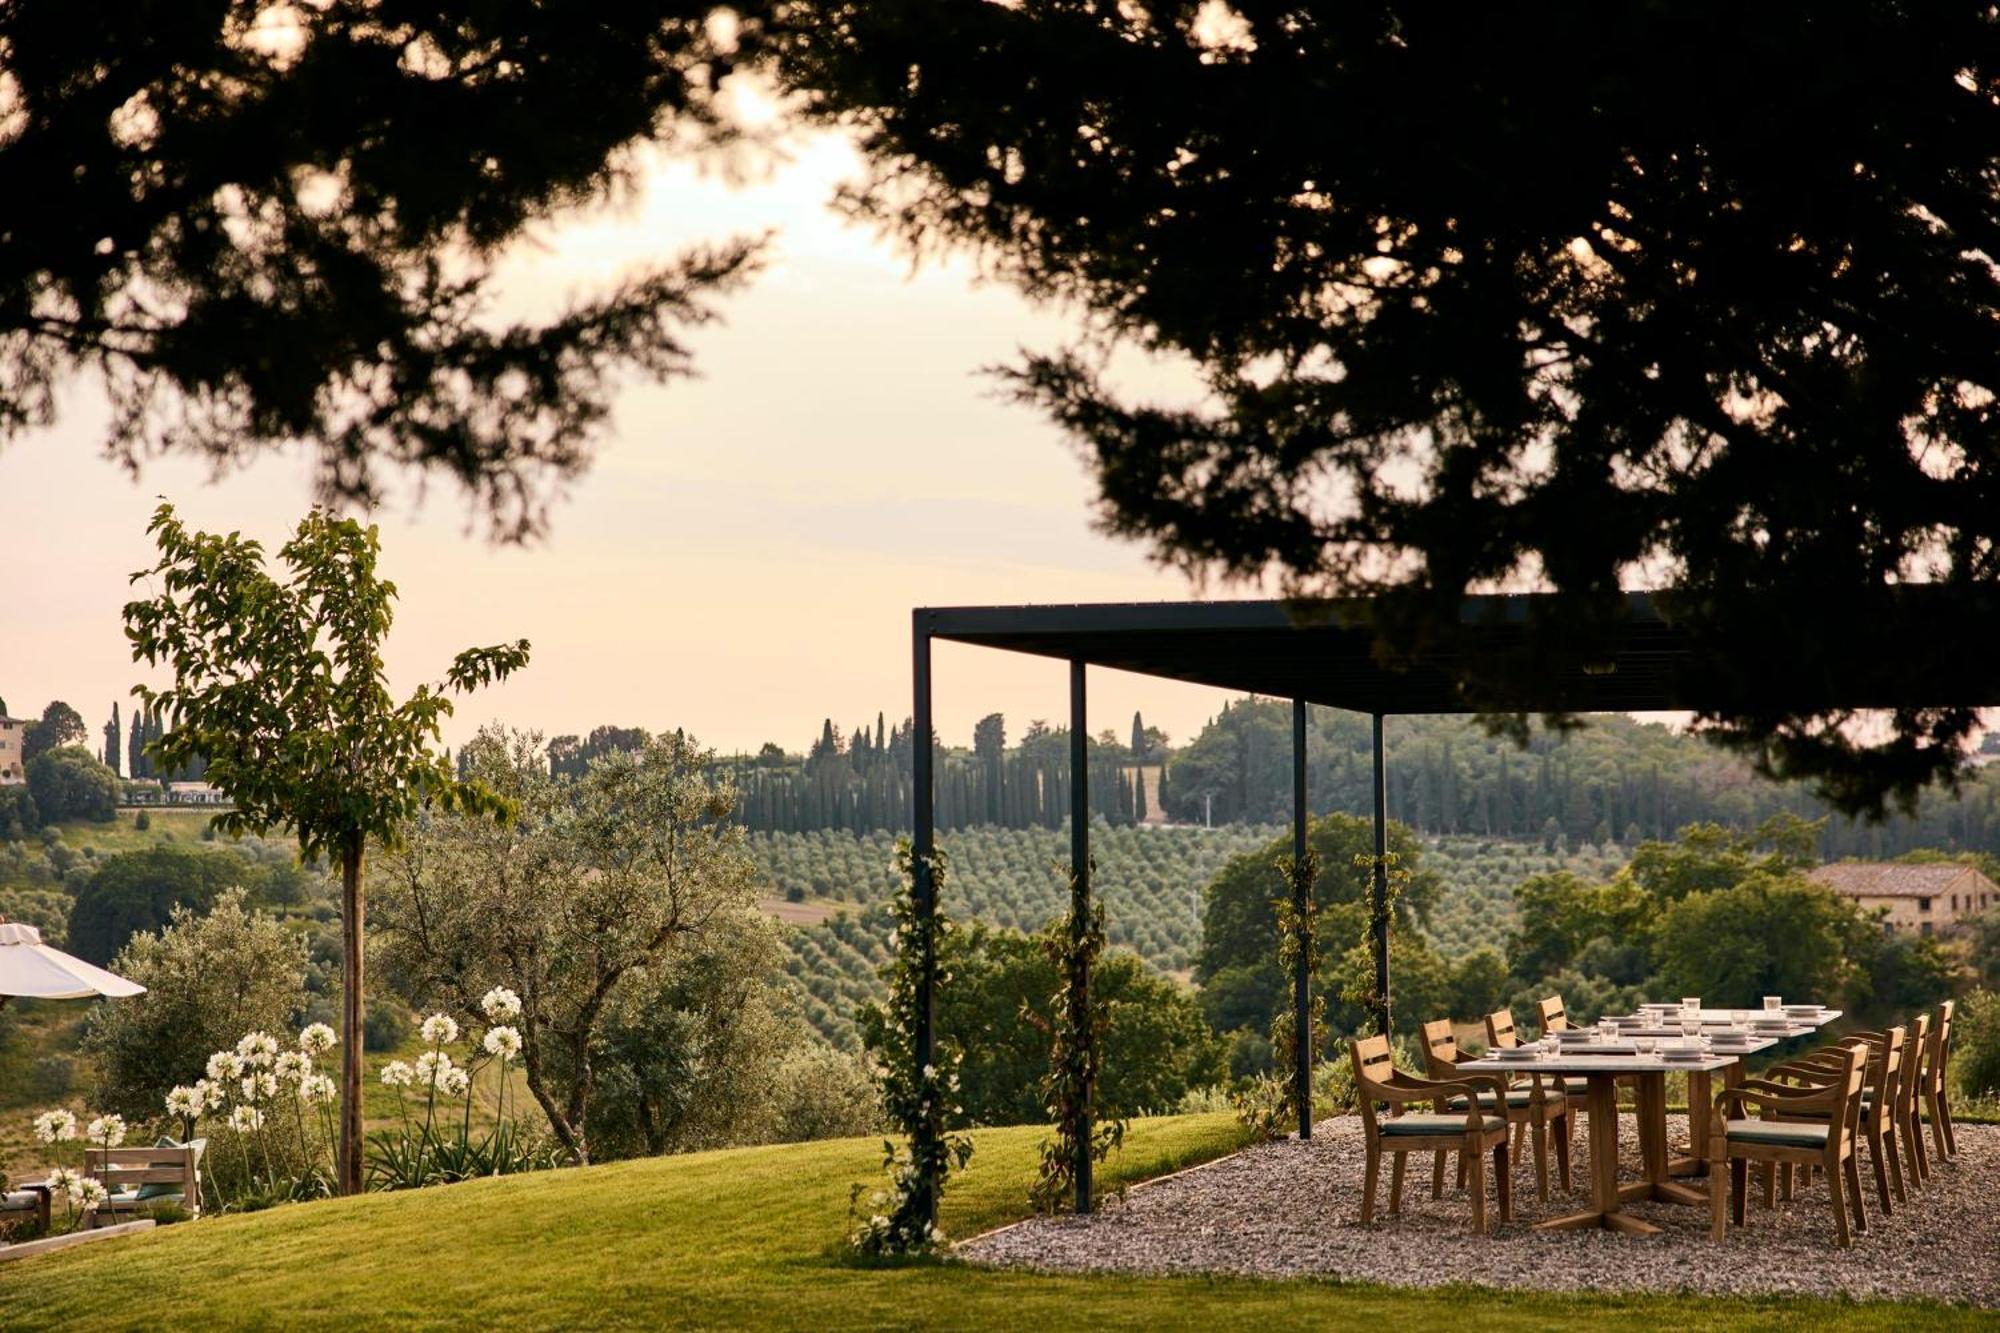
[123,502,529,1194]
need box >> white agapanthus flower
[165,1085,203,1119]
[196,1078,225,1110]
[419,1012,460,1045]
[32,1109,77,1143]
[45,1166,80,1198]
[228,1105,265,1133]
[414,1050,454,1086]
[299,1073,337,1105]
[380,1060,415,1088]
[236,1031,280,1067]
[482,1025,522,1062]
[480,986,522,1022]
[438,1067,471,1099]
[240,1072,279,1103]
[206,1050,244,1082]
[85,1114,127,1148]
[274,1050,311,1082]
[75,1177,108,1210]
[299,1022,337,1055]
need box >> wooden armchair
[1492,1001,1597,1109]
[1421,1017,1570,1202]
[1350,1034,1514,1234]
[1763,1027,1905,1217]
[1850,1012,1931,1191]
[1709,1044,1868,1246]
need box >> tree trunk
[339,832,366,1195]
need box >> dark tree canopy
[784,3,2000,813]
[69,844,241,965]
[22,700,86,763]
[1,0,770,536]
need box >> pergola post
[910,611,939,1229]
[1291,698,1311,1140]
[1370,711,1391,1037]
[1068,659,1093,1214]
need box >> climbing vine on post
[1268,849,1323,1131]
[850,840,971,1256]
[1029,860,1125,1214]
[1347,850,1411,1036]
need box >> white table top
[1625,1006,1841,1026]
[1461,1051,1741,1076]
[1614,1022,1817,1039]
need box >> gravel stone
[960,1115,1998,1305]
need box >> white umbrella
[0,920,146,1010]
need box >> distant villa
[0,715,22,785]
[1807,860,1997,937]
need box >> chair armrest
[1765,1059,1842,1083]
[1715,1081,1842,1118]
[1375,1073,1508,1109]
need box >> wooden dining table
[1458,1048,1743,1235]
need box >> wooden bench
[0,1185,51,1236]
[83,1142,203,1226]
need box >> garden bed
[961,1115,1999,1305]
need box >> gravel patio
[961,1115,1997,1305]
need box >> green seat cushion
[1724,1119,1830,1150]
[1381,1113,1507,1136]
[1446,1089,1543,1110]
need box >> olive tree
[83,889,308,1120]
[123,503,528,1192]
[376,727,758,1164]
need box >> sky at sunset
[0,113,1251,758]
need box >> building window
[1918,897,1932,912]
[1921,922,1933,937]
[1951,894,1959,912]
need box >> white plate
[1784,1006,1823,1017]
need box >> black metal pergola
[909,588,2000,1217]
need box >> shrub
[769,1043,880,1142]
[134,810,151,831]
[26,746,118,823]
[1955,988,2000,1103]
[0,785,38,840]
[363,997,412,1052]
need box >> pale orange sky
[1,118,1249,758]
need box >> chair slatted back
[1870,1026,1906,1112]
[1419,1018,1459,1075]
[1349,1034,1398,1138]
[1484,1009,1519,1050]
[1834,1044,1868,1146]
[1928,1000,1954,1093]
[1537,994,1569,1034]
[1896,1012,1930,1124]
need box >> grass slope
[3,1114,1981,1331]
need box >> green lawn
[1,1114,1986,1330]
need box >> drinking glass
[1764,995,1782,1012]
[1680,1017,1699,1042]
[1682,996,1701,1017]
[1635,1037,1655,1059]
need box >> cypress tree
[104,701,121,776]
